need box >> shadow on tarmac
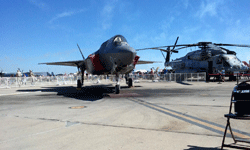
[184,145,221,150]
[176,81,192,85]
[17,84,120,101]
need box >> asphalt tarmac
[0,81,249,149]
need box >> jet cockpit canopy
[113,35,127,46]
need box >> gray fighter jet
[40,35,157,94]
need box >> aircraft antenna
[77,44,85,60]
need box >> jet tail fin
[77,44,85,60]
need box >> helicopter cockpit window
[236,57,241,62]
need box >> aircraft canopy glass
[113,36,127,43]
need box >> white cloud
[28,0,48,10]
[100,1,117,30]
[196,0,223,18]
[132,33,150,48]
[49,9,86,24]
[222,18,250,44]
[224,26,250,44]
[182,0,189,9]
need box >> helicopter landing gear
[229,75,236,81]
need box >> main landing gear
[114,74,133,94]
[77,67,84,90]
[128,78,133,88]
[125,74,133,88]
[77,79,82,90]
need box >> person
[23,74,26,85]
[221,68,225,82]
[29,70,34,77]
[218,69,225,82]
[16,69,22,87]
[29,70,34,85]
[150,68,154,80]
[163,68,167,74]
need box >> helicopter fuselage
[166,49,248,73]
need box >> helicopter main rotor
[136,39,250,53]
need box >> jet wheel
[115,84,120,94]
[77,79,81,88]
[128,78,133,88]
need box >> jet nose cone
[119,46,135,54]
[116,46,136,66]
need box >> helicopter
[137,37,250,81]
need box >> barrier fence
[130,73,206,82]
[0,73,208,88]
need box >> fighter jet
[39,35,158,94]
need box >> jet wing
[137,60,162,64]
[39,60,85,67]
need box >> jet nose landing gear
[115,74,121,94]
[115,84,120,94]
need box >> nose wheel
[115,84,120,94]
[114,74,121,94]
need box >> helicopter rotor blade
[219,47,237,55]
[160,50,166,59]
[136,43,198,51]
[214,43,250,47]
[172,36,179,50]
[136,47,155,51]
[158,48,169,52]
[159,43,199,49]
[172,46,188,51]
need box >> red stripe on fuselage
[133,55,140,66]
[88,54,105,71]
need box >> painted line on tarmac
[156,93,231,96]
[0,91,41,96]
[129,97,250,139]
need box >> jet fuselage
[85,35,137,75]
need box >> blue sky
[1,0,250,74]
